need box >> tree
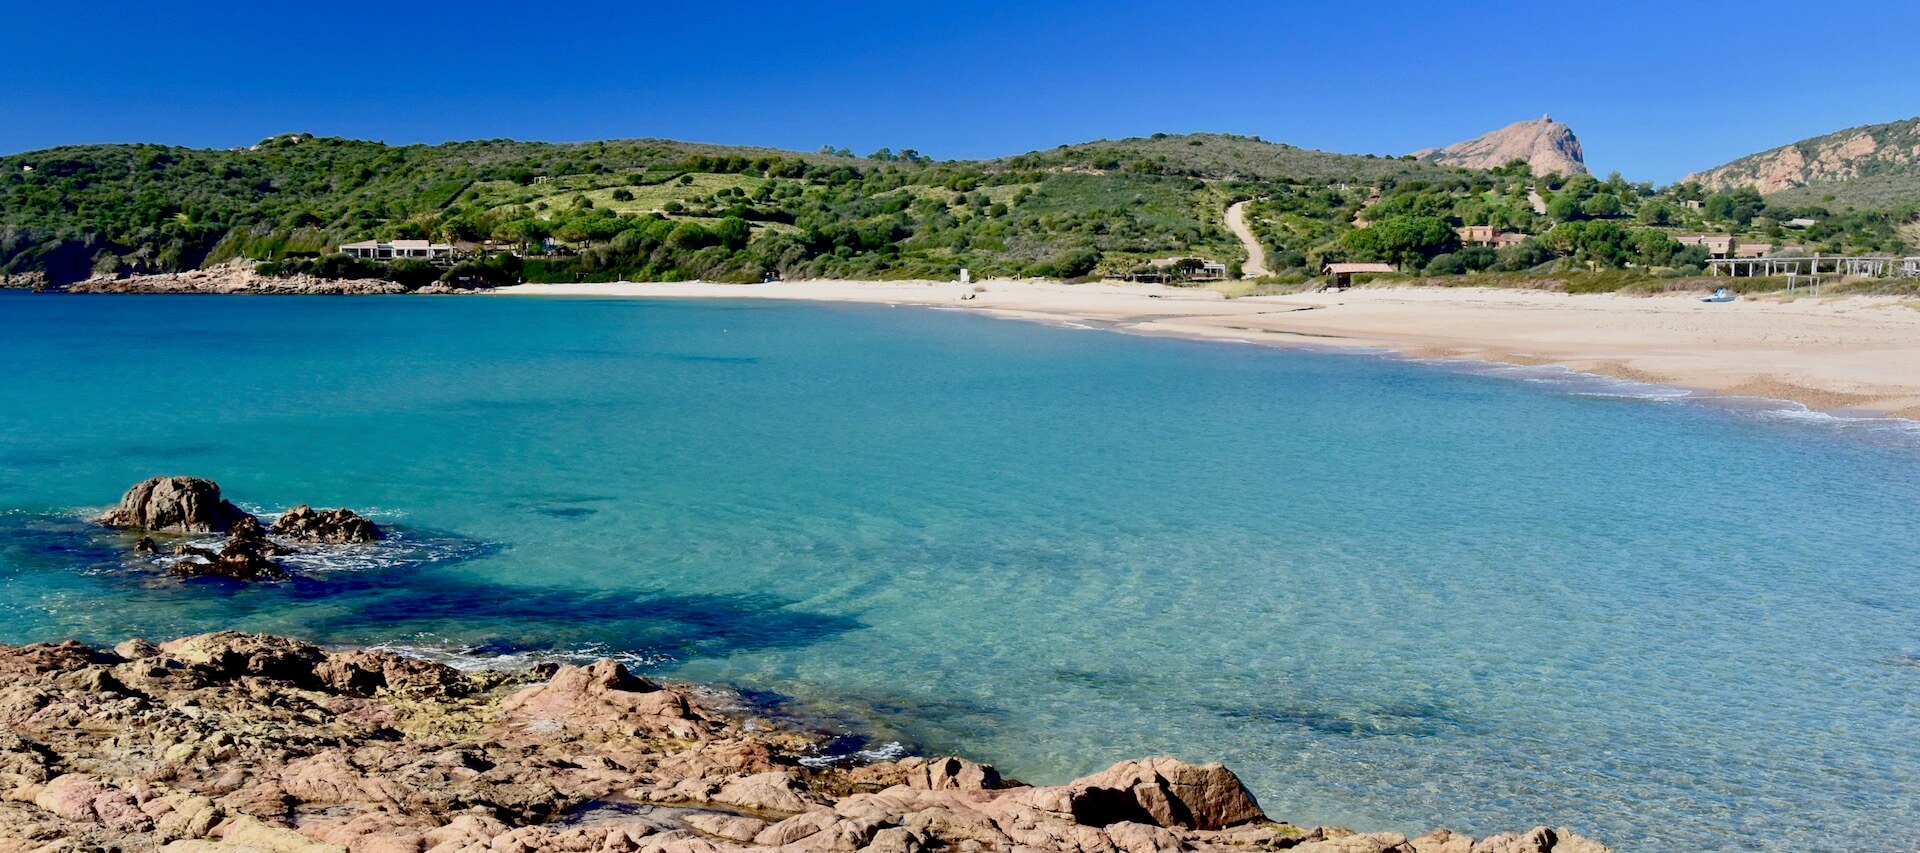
[664,221,713,250]
[1547,192,1586,222]
[1580,194,1622,218]
[1495,238,1555,271]
[1340,216,1460,268]
[1546,220,1635,266]
[715,217,751,252]
[1703,188,1763,226]
[1629,229,1683,267]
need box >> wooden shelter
[1321,262,1395,290]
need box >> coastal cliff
[0,632,1609,852]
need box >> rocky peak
[1416,116,1589,176]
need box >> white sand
[492,280,1920,419]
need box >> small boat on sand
[1702,287,1735,303]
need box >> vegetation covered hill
[2,129,1915,290]
[1686,116,1920,209]
[1240,163,1914,281]
[0,132,1444,287]
[993,132,1455,183]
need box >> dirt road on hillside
[1224,201,1267,278]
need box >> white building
[339,240,454,261]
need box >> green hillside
[3,130,1913,290]
[993,132,1454,183]
[0,132,1450,286]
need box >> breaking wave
[366,635,675,672]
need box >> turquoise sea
[2,291,1918,851]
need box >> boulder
[32,774,152,833]
[1468,827,1611,853]
[1064,757,1265,831]
[1292,831,1411,853]
[0,640,118,678]
[271,504,381,543]
[499,658,717,743]
[711,770,817,814]
[1412,829,1475,853]
[1105,821,1190,853]
[0,731,54,788]
[683,812,768,842]
[170,516,290,581]
[100,476,251,533]
[158,632,328,687]
[314,649,469,699]
[849,756,1003,792]
[114,638,160,659]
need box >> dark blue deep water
[2,291,1918,850]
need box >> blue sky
[4,0,1915,183]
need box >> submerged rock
[100,476,252,534]
[0,632,1615,851]
[270,504,381,543]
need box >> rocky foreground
[0,632,1608,853]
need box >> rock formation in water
[105,478,381,580]
[1414,116,1589,176]
[271,505,382,544]
[169,516,293,581]
[100,476,251,534]
[0,631,1612,852]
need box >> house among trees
[1456,226,1529,249]
[1133,257,1229,282]
[339,240,455,262]
[1671,235,1782,259]
[1674,235,1737,259]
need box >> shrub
[384,259,442,289]
[1424,253,1466,275]
[440,254,523,289]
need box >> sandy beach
[493,280,1920,420]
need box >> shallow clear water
[2,291,1918,851]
